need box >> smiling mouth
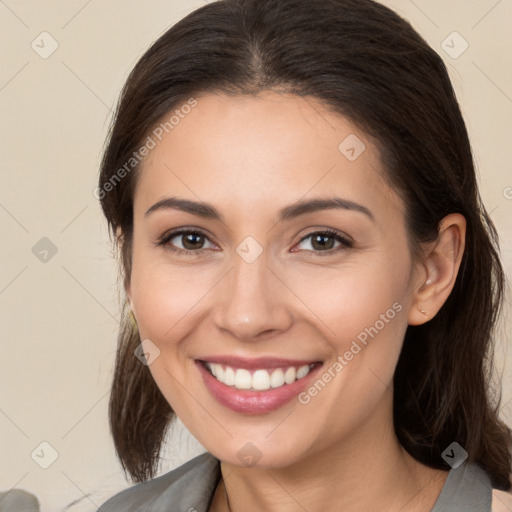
[198,360,322,392]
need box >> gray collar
[98,452,493,512]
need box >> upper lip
[197,356,321,370]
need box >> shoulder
[97,451,221,512]
[432,461,494,511]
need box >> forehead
[134,91,402,220]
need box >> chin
[202,434,315,469]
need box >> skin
[125,90,467,511]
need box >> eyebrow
[145,196,374,223]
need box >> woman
[95,0,512,510]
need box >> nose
[212,249,293,342]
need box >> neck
[210,394,448,512]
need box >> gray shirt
[97,451,493,511]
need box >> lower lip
[196,361,323,414]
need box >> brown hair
[98,0,512,489]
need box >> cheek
[130,254,219,342]
[288,253,410,352]
[286,250,411,426]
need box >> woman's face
[128,91,421,467]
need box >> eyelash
[155,228,353,257]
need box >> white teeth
[235,369,252,389]
[205,362,314,391]
[284,367,296,384]
[270,368,285,388]
[252,370,270,390]
[224,366,235,386]
[296,364,310,379]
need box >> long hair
[98,0,511,489]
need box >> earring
[129,309,138,329]
[126,299,138,329]
[418,306,428,317]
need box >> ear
[408,213,466,326]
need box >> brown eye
[178,232,206,250]
[157,229,216,255]
[294,229,353,255]
[310,233,336,251]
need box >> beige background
[0,0,511,510]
